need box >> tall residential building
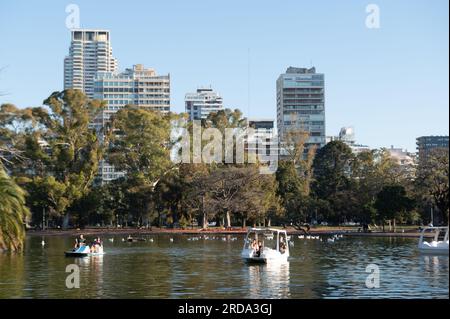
[247,119,278,156]
[64,29,118,99]
[93,64,171,184]
[185,87,223,120]
[93,64,170,130]
[276,67,326,149]
[416,136,449,165]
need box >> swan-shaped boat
[241,228,290,263]
[418,226,448,255]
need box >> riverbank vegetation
[1,90,448,247]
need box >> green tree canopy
[375,185,414,231]
[312,140,354,199]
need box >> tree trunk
[201,195,208,229]
[226,211,231,229]
[388,219,392,232]
[393,219,396,233]
[267,218,271,227]
[242,218,246,228]
[202,212,208,230]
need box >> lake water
[0,234,448,299]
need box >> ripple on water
[0,235,447,298]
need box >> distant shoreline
[26,227,429,238]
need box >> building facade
[93,64,170,131]
[185,87,223,120]
[416,136,449,165]
[64,29,118,99]
[276,67,326,149]
[247,119,277,156]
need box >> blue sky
[0,0,448,151]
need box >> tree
[199,165,271,229]
[1,90,105,227]
[415,148,449,225]
[109,107,172,185]
[374,185,414,232]
[276,161,309,228]
[312,140,354,199]
[0,167,30,251]
[177,163,211,229]
[350,150,406,224]
[99,178,129,227]
[24,176,68,227]
[311,141,355,223]
[276,130,315,229]
[108,107,174,226]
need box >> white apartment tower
[277,67,326,149]
[93,64,170,132]
[185,87,223,120]
[64,29,118,98]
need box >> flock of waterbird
[40,232,345,247]
[114,235,240,243]
[297,233,345,243]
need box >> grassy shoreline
[26,226,429,238]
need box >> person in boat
[251,239,258,251]
[256,241,263,257]
[279,237,286,254]
[251,239,259,257]
[74,234,86,249]
[91,237,102,253]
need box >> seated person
[74,234,86,249]
[256,241,263,257]
[251,239,257,251]
[279,238,286,254]
[91,237,102,253]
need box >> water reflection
[0,235,448,298]
[247,262,290,298]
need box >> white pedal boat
[64,245,104,257]
[418,226,449,255]
[241,228,290,263]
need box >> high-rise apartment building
[64,29,118,99]
[416,136,449,165]
[93,64,170,131]
[185,87,223,120]
[247,119,278,156]
[276,67,325,149]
